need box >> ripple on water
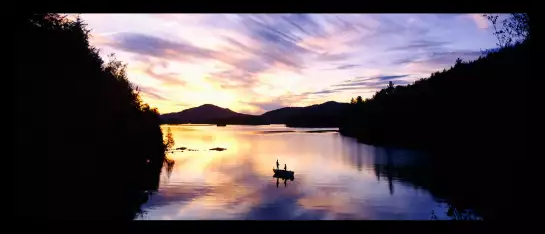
[139,125,472,220]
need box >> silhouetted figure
[284,164,287,171]
[276,159,279,170]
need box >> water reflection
[370,147,484,220]
[275,177,291,188]
[136,124,477,220]
[164,158,175,181]
[274,174,294,188]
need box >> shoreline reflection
[137,124,477,220]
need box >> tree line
[342,13,530,152]
[340,13,531,220]
[16,14,171,220]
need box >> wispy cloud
[112,33,216,62]
[394,50,485,67]
[301,74,412,97]
[387,39,450,52]
[139,85,171,101]
[206,69,260,90]
[316,52,352,62]
[79,14,501,114]
[141,65,187,86]
[243,101,287,112]
[467,14,490,29]
[336,64,360,70]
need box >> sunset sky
[77,14,499,115]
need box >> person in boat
[276,159,279,169]
[284,164,287,171]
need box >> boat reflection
[273,174,294,188]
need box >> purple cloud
[336,64,361,70]
[207,69,260,90]
[138,86,170,101]
[316,52,353,62]
[79,14,501,113]
[393,50,485,66]
[244,101,287,112]
[304,74,412,96]
[142,65,186,86]
[112,33,216,62]
[387,39,451,52]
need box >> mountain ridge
[160,103,256,124]
[160,101,349,127]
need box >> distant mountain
[261,101,350,127]
[260,107,304,124]
[283,101,351,127]
[160,101,350,127]
[160,104,258,124]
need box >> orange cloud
[467,14,489,30]
[80,14,498,115]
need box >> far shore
[161,123,340,129]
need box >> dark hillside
[16,14,166,220]
[339,14,531,220]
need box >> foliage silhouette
[341,13,531,220]
[484,13,529,48]
[164,127,175,152]
[356,96,363,105]
[16,14,167,220]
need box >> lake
[137,124,476,220]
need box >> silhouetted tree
[455,58,463,66]
[17,13,167,220]
[484,13,529,47]
[340,14,531,220]
[385,81,395,95]
[356,96,363,104]
[164,127,175,152]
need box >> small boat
[217,124,226,127]
[273,168,295,177]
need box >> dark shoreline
[17,14,167,220]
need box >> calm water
[137,124,461,220]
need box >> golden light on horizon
[80,14,500,115]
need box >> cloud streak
[112,33,216,62]
[387,40,450,52]
[79,14,501,114]
[467,14,490,29]
[139,85,171,101]
[304,74,412,97]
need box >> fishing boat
[273,168,295,178]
